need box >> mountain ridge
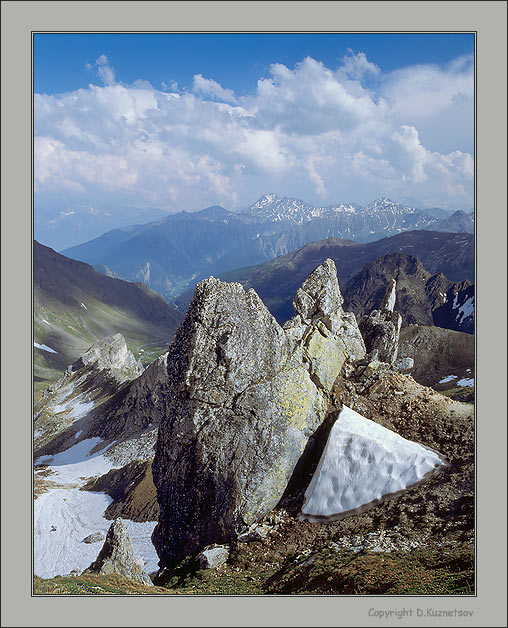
[61,194,473,300]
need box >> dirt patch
[82,460,158,522]
[34,466,59,498]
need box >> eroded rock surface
[152,259,365,568]
[359,280,402,364]
[34,334,143,454]
[84,518,152,585]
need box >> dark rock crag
[359,279,402,364]
[152,259,365,568]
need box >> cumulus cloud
[95,54,116,86]
[340,50,380,80]
[192,74,237,103]
[34,52,474,214]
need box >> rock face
[34,334,143,454]
[84,518,152,585]
[359,280,402,364]
[152,259,365,567]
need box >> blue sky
[35,33,474,96]
[34,33,475,221]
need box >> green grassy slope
[34,241,183,396]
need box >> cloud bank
[35,51,474,213]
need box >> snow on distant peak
[251,194,280,208]
[300,405,445,521]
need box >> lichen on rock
[152,259,365,568]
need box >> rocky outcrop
[197,545,230,569]
[34,334,143,454]
[152,259,365,568]
[359,280,402,364]
[84,518,152,585]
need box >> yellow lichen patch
[304,329,346,393]
[275,366,323,432]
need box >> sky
[34,33,475,218]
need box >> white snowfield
[301,406,446,520]
[34,438,159,579]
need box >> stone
[395,357,414,372]
[359,279,402,364]
[197,545,229,569]
[84,518,152,585]
[152,259,365,568]
[82,531,105,544]
[237,524,271,543]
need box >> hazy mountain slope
[176,231,474,324]
[428,210,475,234]
[35,205,170,252]
[34,241,183,393]
[61,195,472,300]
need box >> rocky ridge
[34,259,474,592]
[34,334,143,454]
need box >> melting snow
[439,375,458,384]
[300,406,445,520]
[34,438,159,578]
[34,342,58,354]
[457,297,474,322]
[457,378,474,387]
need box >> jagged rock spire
[84,518,152,585]
[359,280,402,364]
[152,259,365,568]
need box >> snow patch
[457,297,474,322]
[33,436,160,579]
[439,375,458,384]
[457,378,474,387]
[34,342,58,354]
[300,406,445,520]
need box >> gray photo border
[1,1,506,626]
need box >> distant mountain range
[33,241,183,395]
[176,231,474,324]
[61,195,474,300]
[35,205,170,251]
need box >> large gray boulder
[359,279,402,364]
[84,518,152,585]
[152,259,365,567]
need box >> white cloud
[34,52,474,214]
[95,54,116,86]
[192,74,237,103]
[340,50,380,80]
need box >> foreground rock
[359,279,402,364]
[153,259,365,568]
[197,545,230,569]
[84,518,152,585]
